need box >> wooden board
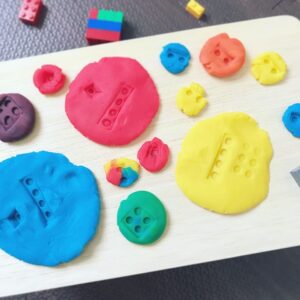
[0,16,299,297]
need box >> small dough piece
[176,112,273,215]
[65,57,159,146]
[176,82,208,116]
[0,151,100,266]
[0,93,35,142]
[137,137,170,172]
[104,158,140,187]
[200,33,246,77]
[282,103,300,137]
[160,43,191,74]
[33,65,66,94]
[251,51,287,85]
[117,191,167,244]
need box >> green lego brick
[98,9,124,22]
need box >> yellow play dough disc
[176,82,208,116]
[251,51,287,85]
[176,112,273,214]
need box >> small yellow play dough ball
[176,112,273,215]
[176,82,208,116]
[251,51,287,85]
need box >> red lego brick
[19,0,43,24]
[88,7,98,19]
[85,28,121,44]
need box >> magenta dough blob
[65,57,160,146]
[0,93,35,142]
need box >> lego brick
[85,28,121,43]
[87,19,122,32]
[88,7,98,19]
[186,0,205,20]
[19,0,43,24]
[98,9,124,22]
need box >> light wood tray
[0,16,299,297]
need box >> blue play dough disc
[0,151,101,266]
[282,103,300,137]
[160,43,191,74]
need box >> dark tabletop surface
[1,0,300,299]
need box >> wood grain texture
[0,16,299,297]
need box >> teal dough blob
[117,191,167,245]
[282,103,300,137]
[120,167,139,187]
[160,43,191,74]
[0,151,101,266]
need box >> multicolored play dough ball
[200,33,246,77]
[282,103,300,137]
[117,191,167,245]
[33,65,66,94]
[160,43,191,74]
[137,137,170,172]
[104,158,140,187]
[176,112,273,215]
[251,51,287,85]
[176,82,208,116]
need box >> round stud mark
[200,33,246,78]
[282,103,300,138]
[137,137,170,172]
[33,64,66,95]
[160,43,191,74]
[176,82,208,117]
[104,158,140,187]
[117,191,167,245]
[251,52,287,85]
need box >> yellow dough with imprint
[176,82,208,116]
[176,112,273,214]
[251,51,287,85]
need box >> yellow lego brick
[186,0,205,19]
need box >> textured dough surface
[176,112,273,214]
[65,57,159,146]
[251,51,287,85]
[0,151,100,266]
[176,82,207,116]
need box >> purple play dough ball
[0,93,35,142]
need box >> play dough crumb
[200,33,246,77]
[251,52,287,85]
[117,191,167,244]
[0,151,100,266]
[176,82,208,116]
[104,158,140,187]
[33,65,66,94]
[282,103,300,137]
[137,137,170,172]
[176,112,273,215]
[160,43,191,74]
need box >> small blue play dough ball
[0,151,100,266]
[282,103,300,137]
[160,43,191,74]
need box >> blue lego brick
[87,19,122,32]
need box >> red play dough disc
[65,57,160,146]
[199,33,246,78]
[33,65,66,94]
[137,137,170,172]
